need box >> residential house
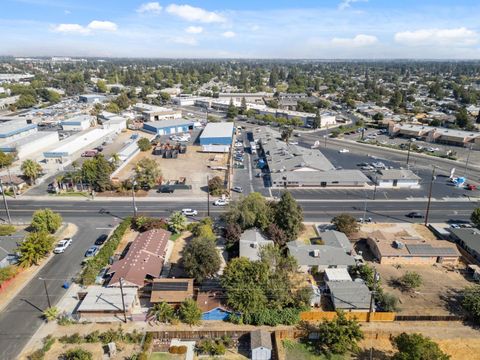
[107,229,171,287]
[327,281,371,312]
[450,228,480,263]
[239,229,274,261]
[150,278,194,306]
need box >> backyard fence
[300,310,396,322]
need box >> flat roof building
[61,115,93,131]
[143,119,194,136]
[0,121,37,142]
[0,131,59,159]
[134,103,182,121]
[375,169,421,189]
[199,122,234,147]
[79,94,106,104]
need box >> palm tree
[16,240,43,267]
[21,159,42,185]
[0,151,17,198]
[148,301,175,323]
[43,307,59,322]
[110,153,121,168]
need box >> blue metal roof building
[143,119,194,136]
[199,122,234,145]
[0,121,37,139]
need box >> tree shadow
[355,348,391,360]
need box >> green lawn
[283,340,347,360]
[54,191,89,197]
[170,233,182,241]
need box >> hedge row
[79,217,132,285]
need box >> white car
[338,149,350,153]
[181,208,198,216]
[289,141,299,145]
[214,199,229,206]
[53,238,73,254]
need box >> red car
[466,184,477,191]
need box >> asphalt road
[0,215,110,360]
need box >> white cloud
[137,2,162,14]
[87,20,117,32]
[166,4,226,23]
[185,26,203,34]
[394,27,478,46]
[331,34,378,47]
[52,23,90,34]
[222,31,236,38]
[53,20,118,35]
[338,0,368,11]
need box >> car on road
[466,184,477,191]
[85,245,99,257]
[338,149,349,153]
[357,162,369,167]
[232,186,243,193]
[181,208,198,216]
[450,224,461,229]
[158,186,174,193]
[361,165,375,171]
[95,234,108,246]
[53,238,72,254]
[214,199,229,206]
[289,141,299,145]
[406,212,424,218]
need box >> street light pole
[406,139,412,166]
[0,180,11,224]
[463,143,473,178]
[424,166,436,226]
[373,173,377,200]
[39,277,51,308]
[207,175,210,217]
[119,277,127,323]
[131,180,138,217]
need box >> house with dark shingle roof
[239,228,274,261]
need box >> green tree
[105,102,120,113]
[137,137,152,152]
[312,311,364,355]
[17,231,55,267]
[208,176,225,196]
[81,154,114,192]
[114,92,131,110]
[226,98,238,119]
[281,127,293,142]
[96,80,107,93]
[168,211,187,234]
[178,298,202,326]
[21,159,42,184]
[223,192,273,230]
[30,208,63,233]
[471,208,480,228]
[148,301,175,323]
[63,348,93,360]
[15,94,37,108]
[462,285,480,322]
[182,236,221,283]
[392,333,450,360]
[455,107,470,128]
[331,214,359,236]
[274,192,303,241]
[266,223,288,247]
[312,109,321,129]
[135,158,160,189]
[373,112,384,121]
[397,271,423,291]
[43,306,60,322]
[240,97,247,114]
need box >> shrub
[137,138,152,152]
[43,335,55,352]
[85,330,100,343]
[0,224,15,236]
[80,218,131,285]
[397,271,422,292]
[28,349,45,360]
[63,348,93,360]
[42,307,59,322]
[208,176,225,196]
[142,332,153,352]
[177,345,188,354]
[0,265,18,286]
[59,333,83,344]
[30,209,63,234]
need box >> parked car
[95,234,108,246]
[81,149,98,157]
[361,165,375,171]
[214,199,229,206]
[406,212,424,218]
[338,149,349,153]
[232,186,243,193]
[466,184,477,191]
[158,186,174,193]
[357,162,369,167]
[181,208,198,216]
[85,245,99,257]
[53,238,72,254]
[95,146,104,152]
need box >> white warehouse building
[61,115,93,131]
[0,131,59,159]
[0,120,38,142]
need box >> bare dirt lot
[353,222,474,316]
[115,145,229,196]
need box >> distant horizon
[2,0,480,59]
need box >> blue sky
[1,0,480,58]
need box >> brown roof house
[107,229,171,287]
[366,230,460,265]
[150,278,194,305]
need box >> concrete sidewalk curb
[0,223,77,313]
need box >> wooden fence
[300,310,396,322]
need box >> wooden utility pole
[424,166,436,226]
